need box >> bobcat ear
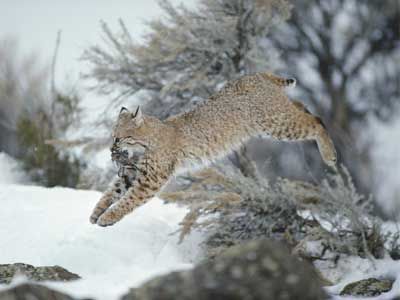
[132,106,143,125]
[120,107,128,114]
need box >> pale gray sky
[0,0,195,109]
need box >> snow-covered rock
[323,255,400,300]
[339,278,394,297]
[0,263,80,284]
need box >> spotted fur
[90,72,337,227]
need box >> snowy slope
[0,183,204,300]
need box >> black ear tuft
[133,106,140,118]
[131,106,143,125]
[120,107,128,114]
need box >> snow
[0,183,204,300]
[323,255,400,300]
[3,182,400,300]
[0,152,26,185]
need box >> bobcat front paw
[89,207,106,224]
[96,209,121,227]
[90,214,97,224]
[90,213,100,224]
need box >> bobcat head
[111,106,165,161]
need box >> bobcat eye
[114,138,120,143]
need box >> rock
[0,263,80,284]
[340,278,394,297]
[0,283,80,300]
[122,239,327,300]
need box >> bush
[171,165,390,260]
[16,92,84,188]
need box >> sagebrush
[169,165,392,260]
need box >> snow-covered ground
[299,209,400,299]
[321,254,400,299]
[0,154,204,300]
[2,153,400,299]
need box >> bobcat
[90,72,337,227]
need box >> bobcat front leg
[96,161,172,227]
[90,176,127,224]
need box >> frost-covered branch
[82,0,291,120]
[174,165,390,260]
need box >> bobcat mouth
[110,143,144,184]
[111,148,129,164]
[111,141,146,164]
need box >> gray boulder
[122,239,327,300]
[0,283,80,300]
[0,263,80,284]
[340,278,394,297]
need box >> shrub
[16,92,84,188]
[172,165,390,260]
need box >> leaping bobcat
[90,72,337,227]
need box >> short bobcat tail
[260,72,296,88]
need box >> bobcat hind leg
[267,102,337,168]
